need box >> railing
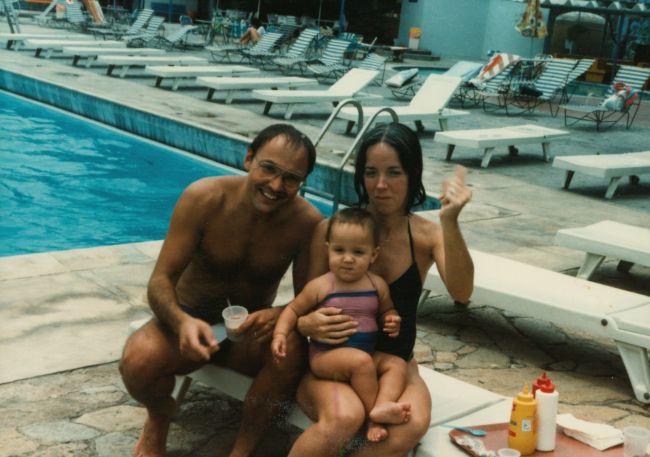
[302,99,399,213]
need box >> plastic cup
[624,426,650,457]
[222,305,248,342]
[497,449,521,457]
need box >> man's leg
[120,319,205,457]
[225,329,307,457]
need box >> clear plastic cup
[624,426,650,457]
[497,449,521,457]
[222,305,248,342]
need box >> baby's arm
[374,274,400,337]
[272,276,324,358]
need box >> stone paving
[1,20,649,457]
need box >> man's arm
[148,182,208,333]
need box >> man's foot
[369,401,411,425]
[132,412,172,457]
[367,421,388,442]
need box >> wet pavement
[1,20,649,456]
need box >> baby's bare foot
[369,401,411,425]
[367,422,388,442]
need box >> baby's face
[327,222,378,283]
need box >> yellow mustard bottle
[508,384,537,455]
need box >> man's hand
[297,307,358,345]
[440,166,472,221]
[383,313,401,338]
[178,316,219,362]
[235,307,282,344]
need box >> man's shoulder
[184,176,244,203]
[290,196,325,226]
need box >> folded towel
[556,413,623,451]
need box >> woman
[291,123,474,456]
[239,17,265,45]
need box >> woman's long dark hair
[353,123,426,214]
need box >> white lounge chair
[129,318,508,456]
[62,46,166,67]
[198,76,318,104]
[145,65,260,90]
[95,55,208,78]
[252,68,380,120]
[0,33,86,50]
[434,124,570,168]
[338,74,470,134]
[423,248,650,404]
[552,151,650,199]
[555,220,650,280]
[24,39,125,59]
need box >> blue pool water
[0,91,331,257]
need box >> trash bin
[408,27,421,50]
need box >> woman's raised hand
[440,165,472,220]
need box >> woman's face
[362,142,408,215]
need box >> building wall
[399,0,546,60]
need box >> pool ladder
[302,99,398,212]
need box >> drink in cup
[222,305,248,342]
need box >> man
[120,124,323,457]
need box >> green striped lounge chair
[124,16,164,47]
[239,32,284,64]
[562,64,650,131]
[91,8,153,39]
[262,28,319,71]
[304,38,352,81]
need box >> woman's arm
[436,166,474,304]
[297,219,358,344]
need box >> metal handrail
[331,106,399,212]
[312,98,363,149]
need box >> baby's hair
[326,208,379,246]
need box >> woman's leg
[350,360,431,457]
[310,348,378,414]
[289,372,365,457]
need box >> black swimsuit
[375,218,423,361]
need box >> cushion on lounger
[384,68,418,88]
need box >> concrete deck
[1,21,649,456]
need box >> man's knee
[120,325,168,387]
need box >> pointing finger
[455,165,467,184]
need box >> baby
[272,207,410,442]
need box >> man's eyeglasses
[253,158,306,190]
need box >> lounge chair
[552,150,650,199]
[62,46,166,67]
[251,68,380,120]
[338,74,469,134]
[504,58,578,116]
[423,248,650,404]
[148,24,199,50]
[123,16,165,47]
[145,64,260,91]
[390,61,483,101]
[0,32,86,50]
[271,28,320,74]
[555,220,650,280]
[354,52,387,84]
[562,64,650,130]
[434,123,570,168]
[239,31,284,64]
[198,76,318,104]
[206,30,280,63]
[24,39,126,59]
[95,55,208,78]
[304,38,352,80]
[90,8,153,39]
[63,2,87,31]
[129,317,510,456]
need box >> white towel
[556,413,623,451]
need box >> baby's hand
[383,314,401,338]
[271,334,287,360]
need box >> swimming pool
[0,91,331,257]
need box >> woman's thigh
[297,371,366,427]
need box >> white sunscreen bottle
[536,378,559,451]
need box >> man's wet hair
[353,122,426,214]
[326,207,379,246]
[250,124,316,175]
